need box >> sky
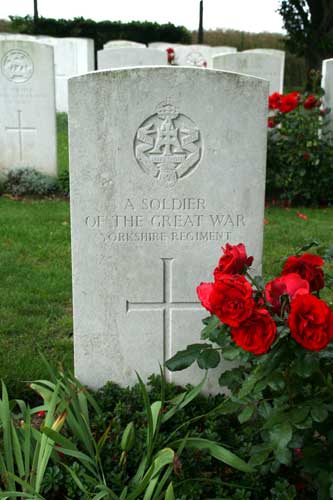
[0,0,285,34]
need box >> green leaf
[165,482,175,500]
[168,438,254,473]
[238,406,254,424]
[201,315,220,339]
[165,349,197,371]
[197,349,220,369]
[311,406,329,423]
[268,373,285,392]
[249,449,271,466]
[274,447,292,465]
[269,422,293,450]
[222,346,242,361]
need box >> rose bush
[167,242,333,498]
[266,72,333,205]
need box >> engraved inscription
[126,258,201,370]
[186,51,207,68]
[1,50,34,83]
[5,110,36,161]
[134,99,202,187]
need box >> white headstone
[97,47,167,69]
[148,42,181,49]
[0,40,57,176]
[104,40,146,49]
[173,45,213,68]
[69,67,268,391]
[211,46,237,56]
[213,52,284,94]
[322,59,333,127]
[37,37,95,112]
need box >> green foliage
[9,16,191,51]
[5,168,58,197]
[167,244,333,499]
[267,87,333,205]
[56,113,70,195]
[0,364,254,499]
[279,0,333,69]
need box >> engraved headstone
[322,59,333,129]
[69,67,268,390]
[0,40,57,176]
[213,52,284,94]
[97,47,167,69]
[173,45,213,68]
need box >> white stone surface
[0,34,95,112]
[69,66,268,391]
[148,42,181,49]
[213,52,284,94]
[37,37,95,112]
[173,44,213,68]
[0,40,57,176]
[210,46,237,56]
[97,47,167,69]
[104,40,146,49]
[321,59,333,128]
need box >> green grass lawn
[0,196,332,399]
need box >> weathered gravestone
[0,40,57,176]
[38,36,95,112]
[213,52,283,94]
[69,67,268,391]
[104,40,146,49]
[322,59,333,129]
[173,45,213,68]
[97,47,167,70]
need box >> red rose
[265,273,309,313]
[166,47,175,64]
[197,282,214,313]
[268,118,276,128]
[303,153,310,160]
[282,253,324,292]
[304,95,317,110]
[231,307,277,355]
[37,410,46,418]
[209,274,254,327]
[268,92,281,110]
[214,243,253,279]
[278,93,299,113]
[289,294,333,351]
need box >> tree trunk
[198,1,204,44]
[33,0,38,25]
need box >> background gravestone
[38,36,95,112]
[69,66,268,391]
[322,59,333,129]
[97,47,167,69]
[0,40,57,176]
[213,52,284,94]
[104,40,146,49]
[210,46,237,55]
[173,45,213,68]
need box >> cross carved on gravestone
[126,258,202,366]
[5,110,36,161]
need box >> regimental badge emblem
[186,51,207,68]
[134,99,202,187]
[1,49,34,83]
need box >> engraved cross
[126,258,202,365]
[5,110,36,161]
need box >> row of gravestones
[1,35,333,390]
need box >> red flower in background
[231,307,277,355]
[304,95,318,110]
[265,273,310,313]
[166,47,175,64]
[282,253,324,292]
[303,153,310,160]
[268,118,276,128]
[269,92,281,110]
[279,92,299,113]
[289,294,333,351]
[297,211,308,220]
[214,243,253,278]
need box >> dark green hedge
[9,15,191,52]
